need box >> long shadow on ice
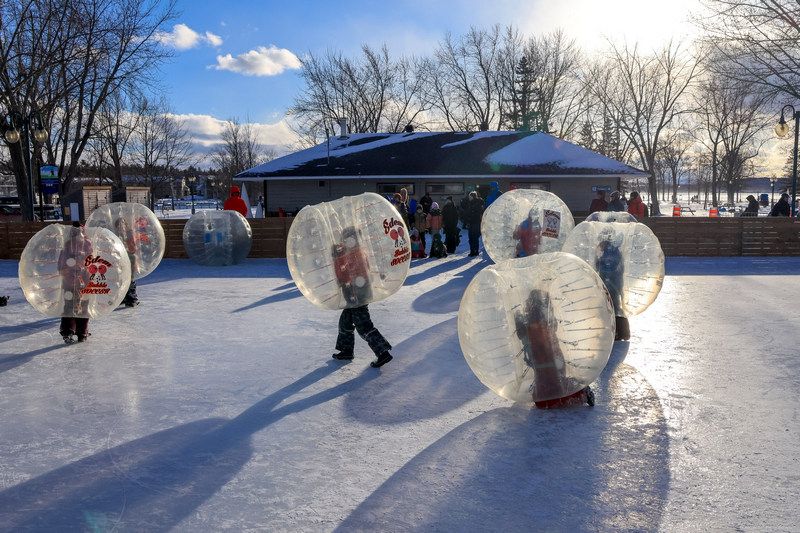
[0,361,377,531]
[338,361,669,532]
[0,343,68,374]
[231,287,301,313]
[138,259,292,286]
[0,317,58,345]
[666,257,800,276]
[405,255,474,285]
[343,317,485,425]
[411,258,489,314]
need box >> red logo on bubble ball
[383,217,407,248]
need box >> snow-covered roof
[237,131,647,180]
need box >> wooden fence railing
[2,217,799,260]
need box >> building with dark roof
[237,130,648,214]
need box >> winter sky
[161,0,767,167]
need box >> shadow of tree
[0,361,377,531]
[338,362,670,532]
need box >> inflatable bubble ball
[183,210,252,266]
[86,202,165,279]
[481,189,575,262]
[287,192,411,310]
[562,221,664,317]
[19,224,132,319]
[585,211,638,223]
[458,252,615,404]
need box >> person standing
[742,195,760,217]
[114,217,139,307]
[589,190,608,213]
[465,191,485,257]
[442,196,460,254]
[627,191,646,220]
[330,227,393,367]
[223,185,248,217]
[426,202,443,238]
[420,192,433,215]
[392,193,410,229]
[607,191,626,211]
[59,222,92,343]
[769,193,791,217]
[484,182,502,208]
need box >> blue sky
[158,0,698,123]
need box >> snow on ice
[0,237,799,531]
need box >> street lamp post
[770,177,777,206]
[775,105,800,217]
[1,109,48,221]
[187,175,196,215]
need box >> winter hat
[611,191,620,199]
[746,195,756,201]
[230,185,241,195]
[431,202,440,210]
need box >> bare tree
[93,88,144,187]
[594,41,701,215]
[659,129,694,203]
[697,0,800,99]
[213,117,272,191]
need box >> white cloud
[212,45,301,77]
[155,23,223,50]
[167,113,299,167]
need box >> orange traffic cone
[672,205,682,217]
[709,207,719,218]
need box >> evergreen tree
[579,119,595,151]
[506,55,536,131]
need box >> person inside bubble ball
[114,217,139,307]
[595,233,629,341]
[513,289,595,408]
[331,226,393,367]
[58,222,93,343]
[513,208,543,258]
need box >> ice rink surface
[1,241,799,532]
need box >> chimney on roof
[479,121,489,132]
[338,117,348,137]
[403,124,414,133]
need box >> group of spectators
[589,189,647,220]
[743,193,792,217]
[391,186,491,259]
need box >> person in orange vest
[223,185,248,217]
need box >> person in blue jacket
[484,182,502,207]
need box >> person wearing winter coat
[589,190,608,214]
[420,193,433,215]
[408,197,418,221]
[410,228,426,259]
[770,193,791,217]
[223,185,249,217]
[513,209,542,258]
[331,226,393,368]
[114,217,139,307]
[442,196,460,254]
[426,202,444,237]
[607,191,626,211]
[627,191,646,220]
[392,193,410,229]
[513,289,595,408]
[59,222,93,344]
[484,181,502,208]
[742,195,760,217]
[428,233,447,259]
[595,237,629,341]
[464,191,485,256]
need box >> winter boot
[584,386,595,406]
[370,351,393,368]
[63,335,75,345]
[615,316,630,341]
[332,350,354,360]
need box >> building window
[510,182,550,191]
[318,180,326,187]
[377,183,415,196]
[426,182,465,195]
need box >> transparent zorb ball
[481,189,575,262]
[86,202,165,279]
[19,224,131,318]
[458,252,615,404]
[585,211,638,223]
[562,221,664,317]
[287,192,410,310]
[183,211,252,266]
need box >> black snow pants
[336,305,391,356]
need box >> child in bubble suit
[114,217,139,307]
[513,289,594,408]
[331,226,394,368]
[595,233,629,340]
[58,222,93,343]
[513,208,543,258]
